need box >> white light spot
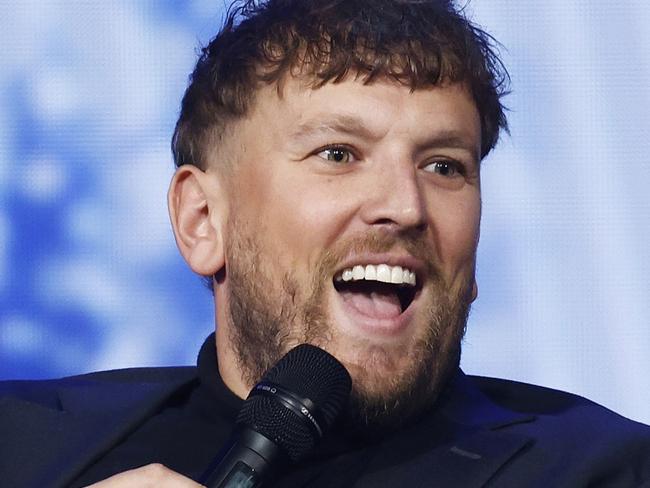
[32,68,81,120]
[40,258,125,319]
[20,156,68,202]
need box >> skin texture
[84,463,203,487]
[169,77,482,428]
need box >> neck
[214,306,250,400]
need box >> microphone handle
[201,428,286,488]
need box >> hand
[84,463,204,487]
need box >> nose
[359,157,427,231]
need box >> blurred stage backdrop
[0,1,648,425]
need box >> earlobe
[470,280,478,302]
[168,165,226,277]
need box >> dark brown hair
[172,0,509,168]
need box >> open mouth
[333,264,419,320]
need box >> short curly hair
[172,0,509,169]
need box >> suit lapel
[351,371,537,488]
[416,428,532,487]
[0,373,195,488]
[353,428,532,488]
[433,371,537,487]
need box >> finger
[83,463,205,487]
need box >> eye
[424,160,463,177]
[316,146,355,164]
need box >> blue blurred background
[0,1,648,425]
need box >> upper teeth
[335,264,416,286]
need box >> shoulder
[459,375,650,485]
[468,374,607,415]
[0,367,199,487]
[0,366,197,408]
[468,374,650,432]
[465,374,650,484]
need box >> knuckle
[142,463,169,480]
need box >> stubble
[224,227,473,431]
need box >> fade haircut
[172,0,509,169]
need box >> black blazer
[1,368,649,487]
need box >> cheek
[296,170,372,231]
[428,192,481,271]
[244,170,356,267]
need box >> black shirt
[71,335,385,487]
[70,333,501,488]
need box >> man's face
[215,77,482,427]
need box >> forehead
[241,76,481,153]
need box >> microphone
[201,344,352,488]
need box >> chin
[322,332,461,436]
[336,340,411,381]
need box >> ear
[168,165,226,277]
[470,280,478,302]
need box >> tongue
[339,288,403,319]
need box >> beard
[224,225,473,433]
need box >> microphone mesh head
[236,344,351,462]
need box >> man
[1,0,649,487]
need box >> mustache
[318,228,438,280]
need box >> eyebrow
[289,114,379,143]
[290,114,479,159]
[417,131,481,160]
